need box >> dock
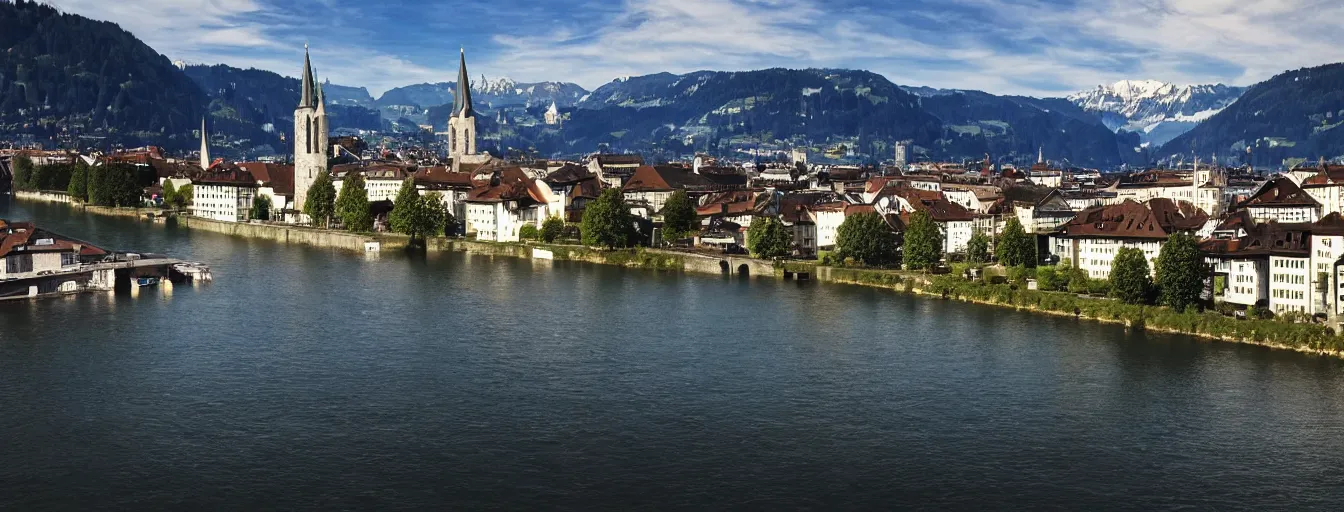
[0,257,212,301]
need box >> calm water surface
[3,197,1344,510]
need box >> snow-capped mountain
[1068,80,1245,148]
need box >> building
[413,166,476,223]
[1299,163,1344,217]
[448,49,493,173]
[621,165,714,219]
[1241,177,1320,224]
[332,162,412,203]
[463,168,560,242]
[292,45,329,220]
[236,162,295,221]
[1050,199,1207,280]
[587,154,645,188]
[0,220,107,281]
[191,168,259,223]
[544,101,561,126]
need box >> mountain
[320,81,375,108]
[184,64,383,137]
[1163,63,1344,166]
[376,78,588,109]
[563,69,1134,166]
[1068,80,1245,148]
[0,0,208,149]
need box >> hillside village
[7,49,1344,328]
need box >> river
[3,197,1344,510]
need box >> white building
[1239,177,1320,224]
[1050,199,1207,280]
[463,168,561,242]
[191,168,259,223]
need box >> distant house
[1051,199,1208,279]
[333,162,413,204]
[413,165,475,223]
[621,165,714,220]
[463,168,561,242]
[192,168,259,223]
[876,187,975,254]
[1244,176,1323,224]
[236,162,294,221]
[587,154,644,188]
[0,220,107,281]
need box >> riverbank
[14,192,1344,358]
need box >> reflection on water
[3,199,1344,510]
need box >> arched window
[451,129,457,153]
[305,117,312,154]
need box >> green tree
[389,178,424,239]
[540,216,565,243]
[303,172,336,228]
[250,194,272,221]
[834,211,900,266]
[172,184,192,210]
[581,188,638,249]
[11,156,33,190]
[1037,265,1067,291]
[996,217,1036,267]
[88,164,143,207]
[67,161,89,201]
[1109,247,1153,304]
[745,216,792,258]
[966,230,991,264]
[660,190,698,241]
[902,210,943,270]
[419,192,449,239]
[519,224,540,240]
[335,171,372,232]
[1156,232,1207,312]
[161,180,177,208]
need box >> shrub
[519,224,540,240]
[540,217,565,243]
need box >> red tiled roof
[0,222,107,259]
[1241,177,1318,208]
[1056,199,1205,240]
[414,166,474,189]
[237,162,295,196]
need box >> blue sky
[45,0,1343,98]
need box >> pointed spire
[454,48,474,118]
[199,117,210,171]
[1037,146,1043,164]
[314,68,326,113]
[299,44,315,109]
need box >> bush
[540,217,565,243]
[1086,278,1111,297]
[1037,266,1067,291]
[1006,265,1036,286]
[519,224,540,241]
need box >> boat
[135,277,160,288]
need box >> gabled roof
[1055,199,1205,240]
[622,165,713,192]
[0,221,107,259]
[544,163,594,185]
[1300,165,1344,187]
[1242,177,1319,208]
[195,168,258,187]
[237,162,295,196]
[414,166,474,189]
[591,154,644,167]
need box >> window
[61,253,78,266]
[5,254,33,274]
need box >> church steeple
[453,48,474,118]
[199,117,210,171]
[299,43,316,109]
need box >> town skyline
[40,0,1340,97]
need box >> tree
[581,188,638,249]
[996,217,1036,267]
[902,210,943,270]
[303,172,336,228]
[88,163,143,207]
[519,224,540,240]
[390,178,423,239]
[172,184,192,210]
[834,212,900,266]
[11,156,33,190]
[335,171,372,232]
[540,216,565,243]
[1109,247,1153,304]
[250,194,272,221]
[660,190,698,241]
[745,215,792,258]
[966,230,991,264]
[1156,232,1207,312]
[419,192,449,238]
[66,161,89,201]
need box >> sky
[43,0,1344,99]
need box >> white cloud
[39,0,1344,98]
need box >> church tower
[449,48,478,170]
[293,45,329,219]
[199,117,211,170]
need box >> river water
[3,197,1344,510]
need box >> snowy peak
[1068,80,1246,147]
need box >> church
[292,44,329,223]
[448,48,493,173]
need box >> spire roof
[299,45,316,109]
[454,48,474,118]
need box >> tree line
[11,155,150,207]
